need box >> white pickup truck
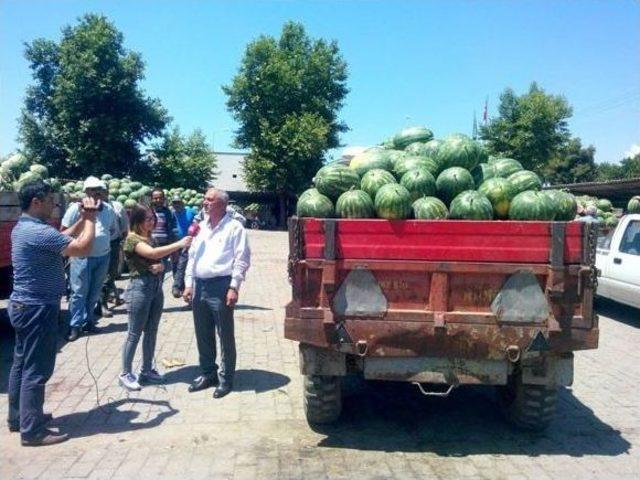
[596,213,640,309]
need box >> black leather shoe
[67,327,81,342]
[9,413,53,433]
[213,384,232,399]
[21,429,68,447]
[188,375,218,393]
[82,323,100,334]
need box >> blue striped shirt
[10,214,72,305]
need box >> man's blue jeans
[7,301,59,440]
[69,254,110,328]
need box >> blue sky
[1,0,639,164]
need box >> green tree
[223,21,349,210]
[480,83,572,172]
[542,138,597,185]
[595,152,640,181]
[18,14,168,179]
[151,127,217,190]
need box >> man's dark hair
[151,188,164,196]
[18,180,53,211]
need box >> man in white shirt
[183,188,250,398]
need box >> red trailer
[285,217,599,430]
[0,192,65,298]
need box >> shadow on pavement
[314,381,631,457]
[163,365,201,385]
[235,304,273,311]
[595,298,639,328]
[234,368,290,393]
[54,398,178,439]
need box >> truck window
[597,230,614,250]
[619,220,640,256]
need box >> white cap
[83,176,107,191]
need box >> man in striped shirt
[9,180,97,446]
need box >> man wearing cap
[170,195,195,298]
[61,176,118,341]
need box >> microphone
[187,222,200,237]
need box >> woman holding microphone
[119,205,192,391]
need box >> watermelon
[393,155,439,178]
[385,150,407,168]
[596,199,613,212]
[314,164,360,201]
[471,163,496,187]
[628,196,640,213]
[13,171,42,191]
[129,181,142,190]
[399,168,436,201]
[1,153,29,178]
[374,184,412,219]
[492,158,524,178]
[101,174,113,181]
[29,164,48,178]
[124,199,138,209]
[604,216,619,228]
[435,167,475,205]
[543,190,577,221]
[116,194,128,203]
[509,191,555,221]
[507,170,542,195]
[336,190,375,218]
[45,178,61,192]
[412,197,448,220]
[477,177,516,219]
[436,134,487,171]
[296,190,334,217]
[404,142,429,155]
[393,126,434,150]
[449,191,494,220]
[361,169,397,199]
[349,148,393,177]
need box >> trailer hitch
[412,383,456,397]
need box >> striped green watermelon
[393,155,439,178]
[471,163,496,187]
[393,126,434,150]
[386,150,407,169]
[296,190,334,218]
[400,168,436,201]
[478,177,516,219]
[492,158,524,178]
[435,134,487,171]
[374,184,412,219]
[449,191,493,220]
[412,196,448,220]
[543,189,577,221]
[507,170,542,195]
[509,191,555,221]
[596,198,613,212]
[628,196,640,213]
[314,164,360,201]
[349,148,393,177]
[435,167,475,205]
[336,190,375,218]
[361,169,397,199]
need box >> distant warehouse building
[212,151,294,229]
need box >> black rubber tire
[303,374,342,425]
[499,373,559,431]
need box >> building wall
[212,151,249,192]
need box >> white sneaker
[119,373,141,391]
[139,369,164,384]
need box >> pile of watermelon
[627,196,640,214]
[63,175,155,209]
[0,153,62,193]
[297,126,586,222]
[166,187,204,210]
[574,195,620,228]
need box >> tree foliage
[151,127,217,190]
[223,22,349,194]
[18,14,168,179]
[596,153,640,181]
[542,138,597,184]
[480,83,572,172]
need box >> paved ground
[1,230,638,479]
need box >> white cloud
[624,143,640,159]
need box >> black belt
[197,276,231,284]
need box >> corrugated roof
[547,177,640,202]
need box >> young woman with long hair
[119,205,192,390]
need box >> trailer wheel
[499,374,558,431]
[303,374,341,425]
